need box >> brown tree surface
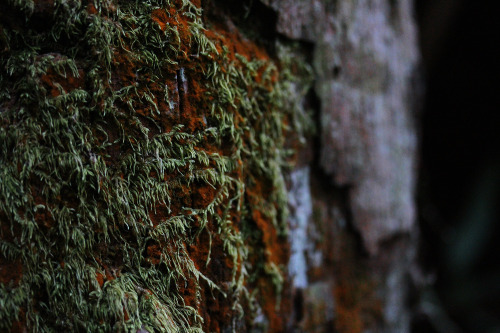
[0,0,419,332]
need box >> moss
[0,0,312,331]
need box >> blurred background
[414,0,500,332]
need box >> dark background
[415,0,500,332]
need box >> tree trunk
[0,0,419,332]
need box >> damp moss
[0,0,312,331]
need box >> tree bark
[0,0,420,332]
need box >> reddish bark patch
[95,258,118,284]
[40,67,85,98]
[96,271,105,288]
[244,177,291,331]
[123,307,130,321]
[149,205,170,227]
[333,279,364,333]
[204,23,269,63]
[151,8,192,57]
[187,230,236,332]
[147,243,162,265]
[192,184,217,208]
[246,179,288,264]
[151,9,169,32]
[110,51,137,91]
[332,232,383,332]
[86,3,98,15]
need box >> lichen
[0,0,311,332]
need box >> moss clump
[0,0,311,331]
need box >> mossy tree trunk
[0,0,419,332]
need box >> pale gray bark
[272,0,421,331]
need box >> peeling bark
[271,0,420,331]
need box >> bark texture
[276,0,420,331]
[0,0,420,332]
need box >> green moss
[0,0,312,331]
